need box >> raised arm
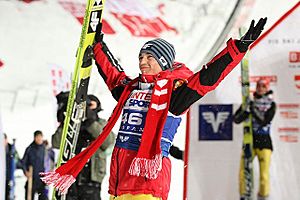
[169,18,267,115]
[93,29,132,100]
[93,41,131,101]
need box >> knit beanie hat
[139,38,176,70]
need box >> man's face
[34,134,43,145]
[256,81,268,96]
[139,53,162,75]
[89,100,98,110]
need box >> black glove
[94,23,104,43]
[237,17,267,52]
[82,45,94,68]
[169,145,184,161]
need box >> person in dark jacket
[52,92,115,200]
[22,130,50,200]
[234,78,276,200]
[4,133,22,200]
[42,140,55,198]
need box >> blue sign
[199,104,233,141]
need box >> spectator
[234,78,276,200]
[4,133,22,200]
[43,140,55,197]
[22,130,50,200]
[51,92,115,200]
[43,140,55,174]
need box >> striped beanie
[139,38,176,71]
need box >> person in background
[43,140,55,174]
[4,133,22,200]
[52,92,115,200]
[233,78,276,200]
[43,140,55,198]
[22,130,49,200]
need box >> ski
[53,0,105,199]
[239,27,254,200]
[8,139,16,200]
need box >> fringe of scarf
[128,154,163,179]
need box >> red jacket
[93,38,245,199]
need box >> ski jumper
[93,38,246,200]
[234,91,276,198]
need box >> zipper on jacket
[114,148,120,197]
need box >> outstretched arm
[170,39,245,115]
[169,18,267,115]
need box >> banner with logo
[185,2,300,200]
[198,104,233,141]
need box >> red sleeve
[187,38,246,96]
[169,38,246,115]
[93,42,130,91]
